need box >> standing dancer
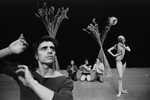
[107,35,131,97]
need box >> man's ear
[35,55,38,60]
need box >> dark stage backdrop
[0,0,150,69]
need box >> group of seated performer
[67,58,105,82]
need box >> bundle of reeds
[35,2,69,38]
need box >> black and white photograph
[0,0,150,100]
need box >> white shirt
[92,62,104,73]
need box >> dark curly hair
[33,35,58,56]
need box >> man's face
[122,38,126,44]
[36,41,56,64]
[96,58,100,63]
[85,60,88,64]
[71,60,74,65]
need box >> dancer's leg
[121,62,128,93]
[91,72,97,82]
[87,74,91,81]
[116,61,123,97]
[81,75,86,81]
[100,74,104,82]
[98,73,104,82]
[73,73,78,81]
[122,62,126,75]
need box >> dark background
[0,0,150,69]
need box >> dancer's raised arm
[0,34,28,59]
[120,44,131,52]
[108,35,130,97]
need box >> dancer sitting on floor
[79,59,92,82]
[107,35,131,97]
[67,60,78,81]
[92,57,105,83]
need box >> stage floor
[0,68,150,100]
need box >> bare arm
[0,34,28,59]
[126,46,131,52]
[107,46,116,57]
[0,47,12,59]
[92,64,96,70]
[121,44,131,52]
[83,65,91,71]
[107,45,121,57]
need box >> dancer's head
[96,57,101,63]
[33,35,58,66]
[118,35,125,44]
[85,59,89,65]
[71,60,74,65]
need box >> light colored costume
[92,62,104,82]
[80,64,91,81]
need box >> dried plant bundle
[35,2,69,38]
